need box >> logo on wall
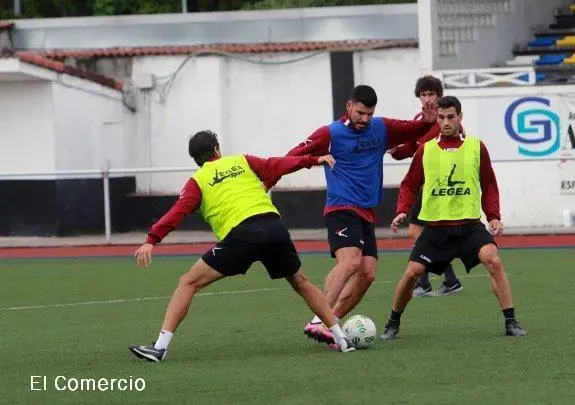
[504,97,561,157]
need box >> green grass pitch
[1,249,574,404]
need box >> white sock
[329,324,346,341]
[311,315,322,324]
[154,330,173,350]
[311,315,339,324]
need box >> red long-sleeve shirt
[391,123,441,160]
[265,116,434,223]
[146,154,320,245]
[396,135,501,225]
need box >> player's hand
[386,147,397,155]
[391,213,407,233]
[488,219,504,236]
[420,100,438,123]
[134,243,154,268]
[318,154,336,169]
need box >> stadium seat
[535,54,570,65]
[556,36,575,47]
[529,37,561,47]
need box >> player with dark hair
[129,130,355,362]
[381,96,526,340]
[390,75,463,297]
[265,84,437,345]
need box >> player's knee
[483,254,502,273]
[405,264,425,281]
[344,255,362,273]
[359,266,376,285]
[178,273,200,292]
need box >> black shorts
[201,214,301,279]
[409,191,426,226]
[324,210,378,259]
[409,222,496,274]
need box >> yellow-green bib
[193,155,279,240]
[419,136,481,221]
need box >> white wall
[51,76,130,171]
[131,52,334,192]
[0,81,55,172]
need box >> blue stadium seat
[535,54,570,65]
[529,37,562,47]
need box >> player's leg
[381,226,451,340]
[129,258,226,362]
[130,225,253,362]
[304,211,365,338]
[331,220,378,319]
[380,260,427,340]
[331,256,377,319]
[286,271,354,352]
[460,224,526,336]
[259,218,355,352]
[409,192,433,296]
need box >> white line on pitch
[0,273,495,312]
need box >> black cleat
[505,320,527,337]
[380,320,400,340]
[129,343,167,362]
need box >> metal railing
[1,157,574,243]
[0,166,197,244]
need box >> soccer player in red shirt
[389,76,463,297]
[381,96,526,339]
[265,85,437,345]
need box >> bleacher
[511,2,575,84]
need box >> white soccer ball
[343,315,377,349]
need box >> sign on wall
[457,92,575,161]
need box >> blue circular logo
[504,97,560,156]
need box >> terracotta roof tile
[16,52,123,91]
[0,20,14,30]
[35,39,418,59]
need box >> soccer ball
[343,315,377,349]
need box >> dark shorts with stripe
[409,222,496,274]
[408,191,426,226]
[201,214,301,279]
[324,210,378,259]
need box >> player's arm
[384,118,436,150]
[391,145,425,232]
[390,124,440,160]
[146,178,202,245]
[479,142,502,234]
[263,126,331,189]
[135,178,202,267]
[389,141,418,160]
[246,154,333,184]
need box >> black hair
[350,85,378,108]
[414,75,444,98]
[436,95,462,114]
[188,130,220,166]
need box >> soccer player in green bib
[381,96,526,339]
[130,130,355,362]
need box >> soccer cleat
[333,336,356,352]
[379,321,400,340]
[315,324,335,344]
[129,343,167,362]
[412,285,432,298]
[432,280,463,296]
[505,320,527,337]
[303,321,323,341]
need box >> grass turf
[0,249,574,404]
